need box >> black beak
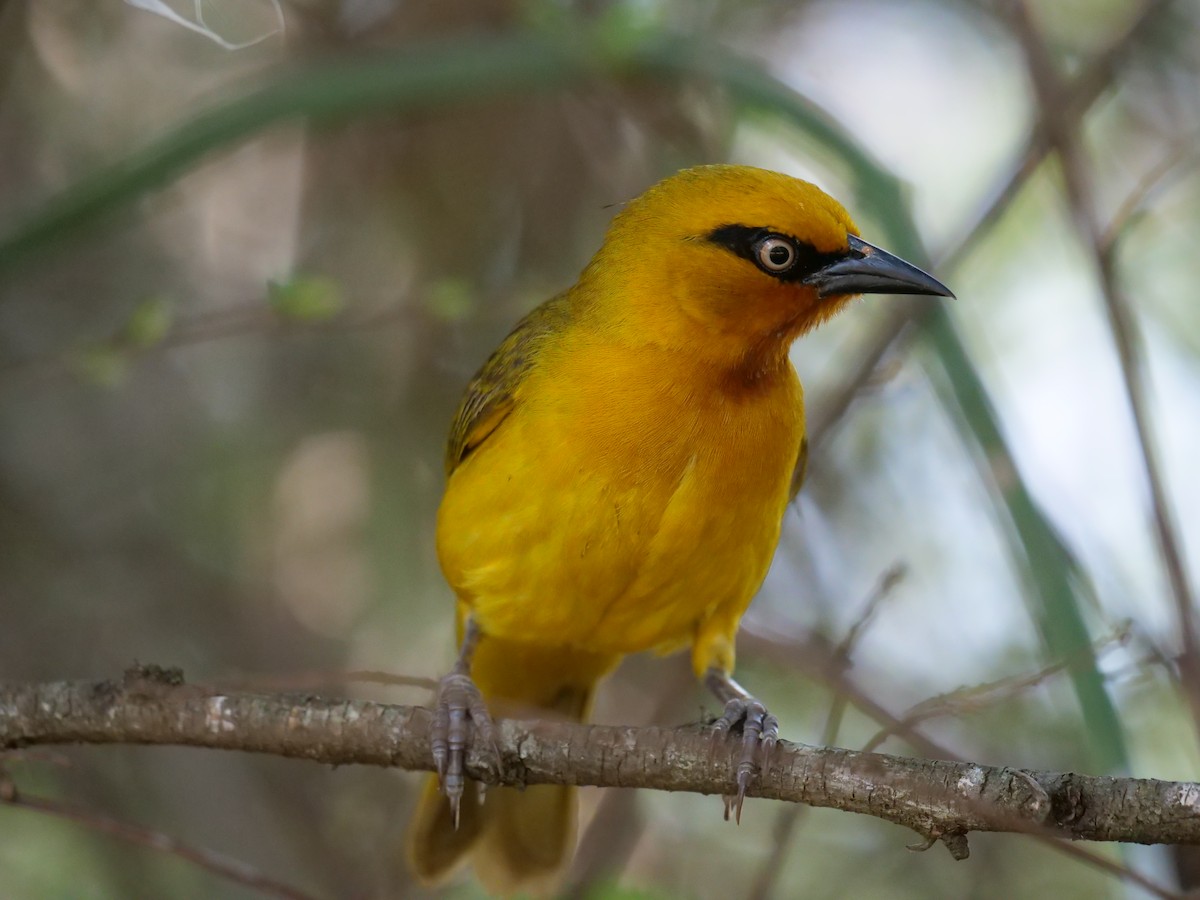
[804,235,954,299]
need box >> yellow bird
[407,164,951,894]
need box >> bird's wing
[445,292,573,477]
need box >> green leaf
[424,277,475,323]
[68,344,129,387]
[268,275,344,322]
[123,295,173,349]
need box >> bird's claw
[711,696,778,824]
[429,670,496,828]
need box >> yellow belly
[436,348,803,659]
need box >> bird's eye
[755,236,796,273]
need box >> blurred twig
[1101,134,1200,250]
[861,626,1131,754]
[739,628,1179,900]
[739,628,953,759]
[833,564,908,665]
[817,564,908,763]
[0,759,320,900]
[1010,0,1200,732]
[0,299,421,386]
[806,0,1171,458]
[745,564,906,900]
[565,657,695,897]
[1052,841,1182,900]
[745,802,810,900]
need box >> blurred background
[2,0,1200,897]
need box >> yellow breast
[436,332,803,656]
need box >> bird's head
[582,165,952,375]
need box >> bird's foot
[710,696,778,824]
[429,670,497,828]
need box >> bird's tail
[405,635,617,897]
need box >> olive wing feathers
[444,292,575,476]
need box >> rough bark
[2,666,1198,855]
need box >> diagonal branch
[0,780,320,900]
[804,0,1170,460]
[740,630,1182,900]
[2,667,1200,859]
[1009,0,1200,729]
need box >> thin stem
[1010,0,1200,731]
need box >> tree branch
[2,666,1199,856]
[1009,0,1200,733]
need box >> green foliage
[424,277,476,324]
[268,274,345,322]
[124,295,173,348]
[63,295,174,386]
[68,342,130,387]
